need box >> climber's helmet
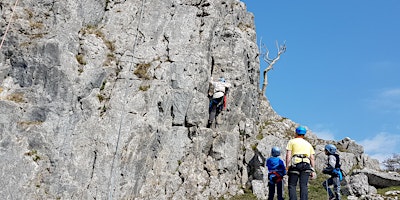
[325,144,337,155]
[295,126,307,135]
[271,146,281,157]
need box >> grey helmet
[325,144,337,155]
[271,146,281,157]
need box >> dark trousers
[288,170,310,200]
[207,97,223,127]
[268,181,284,200]
[322,177,341,200]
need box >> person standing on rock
[207,77,231,128]
[322,144,342,200]
[266,146,286,200]
[285,126,316,200]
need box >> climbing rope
[107,0,146,199]
[220,5,236,127]
[0,0,19,51]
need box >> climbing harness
[107,0,146,199]
[0,0,19,51]
[290,154,310,168]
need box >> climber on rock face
[207,77,231,128]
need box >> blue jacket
[266,157,287,177]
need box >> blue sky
[241,0,400,162]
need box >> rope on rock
[0,0,19,51]
[107,0,146,199]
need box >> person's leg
[207,100,217,127]
[299,171,310,200]
[268,182,275,200]
[333,177,341,200]
[208,97,223,128]
[277,181,284,200]
[214,97,223,124]
[288,173,299,200]
[322,178,335,199]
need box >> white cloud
[358,132,400,162]
[311,124,336,141]
[315,130,335,141]
[381,88,400,97]
[366,88,400,113]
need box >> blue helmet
[219,77,225,82]
[325,144,337,154]
[295,126,307,135]
[271,146,281,157]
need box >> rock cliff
[1,0,259,199]
[0,0,397,199]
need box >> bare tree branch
[259,39,286,97]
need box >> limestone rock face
[0,0,259,199]
[0,0,391,199]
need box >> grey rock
[342,173,373,196]
[251,180,267,200]
[358,169,400,188]
[0,0,259,199]
[0,0,390,199]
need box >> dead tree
[260,39,286,96]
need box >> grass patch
[238,22,253,32]
[29,33,46,40]
[30,21,44,29]
[139,85,150,91]
[278,117,288,122]
[228,188,257,200]
[97,94,106,102]
[104,40,116,52]
[76,54,87,65]
[7,92,25,103]
[134,63,151,80]
[308,173,331,199]
[24,149,41,162]
[256,134,264,140]
[79,25,117,67]
[103,53,116,66]
[336,145,349,153]
[377,186,400,197]
[100,80,107,91]
[275,172,349,199]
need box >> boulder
[358,169,400,188]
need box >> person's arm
[328,155,336,168]
[280,159,287,175]
[309,153,316,179]
[286,150,292,170]
[310,154,315,168]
